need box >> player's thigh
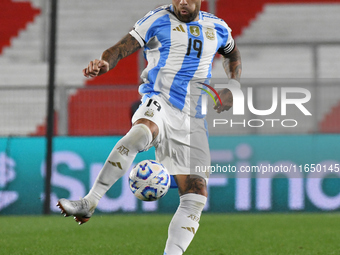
[173,174,208,197]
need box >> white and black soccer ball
[128,160,170,201]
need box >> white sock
[84,124,152,206]
[164,193,207,255]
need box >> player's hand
[83,59,109,78]
[213,88,233,113]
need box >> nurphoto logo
[201,83,312,128]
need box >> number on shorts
[146,99,161,111]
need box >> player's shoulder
[200,11,229,27]
[147,4,171,15]
[136,5,171,25]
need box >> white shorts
[132,94,210,179]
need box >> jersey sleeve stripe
[129,29,146,47]
[223,39,235,54]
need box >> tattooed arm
[222,44,242,81]
[83,33,141,78]
[214,44,242,113]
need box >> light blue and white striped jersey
[129,4,234,118]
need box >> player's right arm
[83,33,141,78]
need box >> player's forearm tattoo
[223,45,242,81]
[101,34,141,70]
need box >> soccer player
[57,0,242,254]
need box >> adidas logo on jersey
[173,24,185,32]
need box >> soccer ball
[128,160,170,201]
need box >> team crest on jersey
[189,26,200,37]
[205,28,215,40]
[144,109,154,117]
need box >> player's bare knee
[177,175,208,197]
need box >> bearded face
[172,0,202,23]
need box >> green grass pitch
[1,213,340,255]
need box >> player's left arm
[222,44,242,81]
[214,44,242,113]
